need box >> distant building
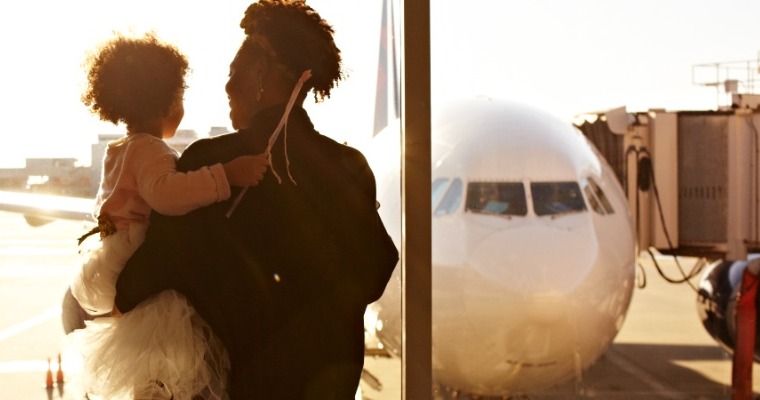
[23,158,92,197]
[89,130,201,194]
[1,128,217,198]
[166,129,200,153]
[90,134,122,196]
[209,126,230,137]
[0,167,27,191]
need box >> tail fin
[373,0,400,136]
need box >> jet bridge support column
[650,112,679,252]
[624,122,653,252]
[726,110,755,260]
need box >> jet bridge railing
[692,58,760,108]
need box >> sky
[1,0,759,168]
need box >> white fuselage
[363,98,636,396]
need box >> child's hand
[223,154,269,187]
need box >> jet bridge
[577,95,760,262]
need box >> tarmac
[0,211,757,399]
[360,253,759,399]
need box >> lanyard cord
[226,70,312,218]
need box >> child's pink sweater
[72,133,231,315]
[96,133,231,227]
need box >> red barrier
[733,268,759,400]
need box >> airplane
[0,190,93,226]
[359,95,637,397]
[0,1,638,398]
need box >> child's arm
[223,154,269,187]
[134,140,268,216]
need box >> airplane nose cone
[468,220,597,295]
[523,291,567,324]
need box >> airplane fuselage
[365,98,636,396]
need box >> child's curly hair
[81,32,189,126]
[240,0,343,102]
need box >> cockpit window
[588,178,614,214]
[465,182,528,216]
[434,178,463,216]
[531,182,587,216]
[432,178,450,208]
[583,183,605,215]
[582,177,615,216]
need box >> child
[69,32,267,400]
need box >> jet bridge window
[531,181,587,216]
[434,178,463,216]
[465,182,528,216]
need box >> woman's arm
[114,213,191,312]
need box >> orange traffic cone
[45,357,54,389]
[56,353,64,383]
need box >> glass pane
[429,0,740,397]
[0,1,408,399]
[6,0,758,399]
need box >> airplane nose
[468,220,597,295]
[523,291,567,324]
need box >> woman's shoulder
[313,135,374,183]
[177,132,243,171]
[183,132,244,156]
[336,141,370,170]
[312,133,368,163]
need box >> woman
[115,1,399,399]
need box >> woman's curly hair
[240,0,343,102]
[81,32,189,126]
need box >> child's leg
[61,287,109,334]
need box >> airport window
[434,178,463,216]
[465,182,528,216]
[531,181,587,216]
[432,177,450,209]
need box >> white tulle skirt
[72,223,149,316]
[69,224,229,400]
[71,291,230,400]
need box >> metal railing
[692,56,760,107]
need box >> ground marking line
[604,347,690,400]
[0,306,61,342]
[0,359,49,374]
